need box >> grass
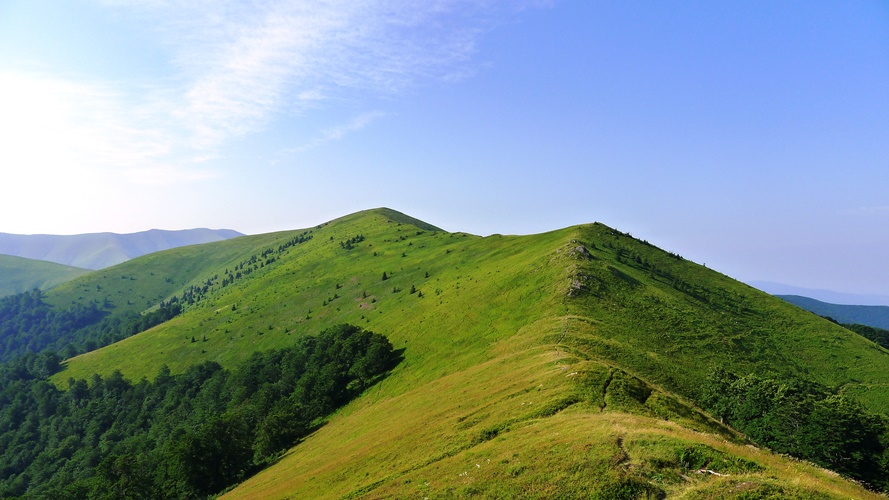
[234,343,874,499]
[43,230,299,315]
[560,225,889,414]
[41,208,889,498]
[54,211,570,389]
[0,254,90,297]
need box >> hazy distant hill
[778,294,889,330]
[0,228,243,270]
[751,280,889,306]
[0,255,90,296]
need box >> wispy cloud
[287,111,385,153]
[4,1,543,193]
[111,0,531,149]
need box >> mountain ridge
[4,208,884,498]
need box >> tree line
[0,324,399,499]
[180,230,313,305]
[841,323,889,350]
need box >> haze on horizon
[1,1,887,297]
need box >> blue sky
[1,1,888,297]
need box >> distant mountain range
[777,294,889,330]
[0,228,243,270]
[750,280,889,306]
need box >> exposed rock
[568,272,592,296]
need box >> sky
[1,1,888,299]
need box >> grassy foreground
[229,322,876,499]
[49,208,887,498]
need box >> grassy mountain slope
[0,255,90,297]
[0,228,243,270]
[779,294,889,330]
[49,209,886,498]
[42,229,301,317]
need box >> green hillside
[42,229,304,315]
[0,255,90,297]
[42,209,888,498]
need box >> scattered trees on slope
[339,234,365,250]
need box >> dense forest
[0,289,181,362]
[0,324,399,499]
[702,368,889,491]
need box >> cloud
[286,111,385,153]
[2,1,547,198]
[324,112,384,141]
[104,0,533,149]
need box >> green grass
[43,208,889,498]
[55,211,569,388]
[559,225,889,414]
[42,229,302,315]
[0,255,90,297]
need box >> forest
[0,289,183,362]
[702,368,889,491]
[0,324,398,499]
